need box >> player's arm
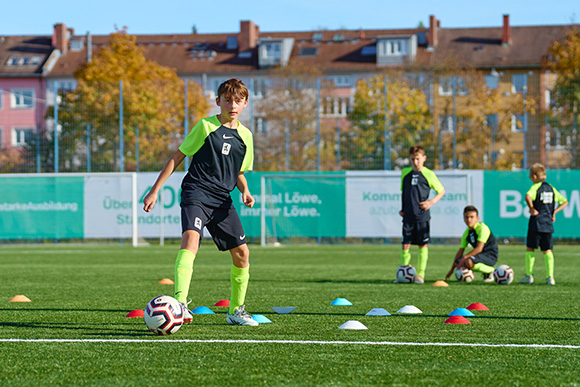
[143,150,186,212]
[236,172,255,208]
[525,194,538,216]
[445,248,465,280]
[552,189,569,221]
[420,171,445,211]
[421,189,446,211]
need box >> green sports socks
[417,247,428,278]
[229,265,250,314]
[544,251,554,278]
[473,262,494,274]
[525,251,535,276]
[401,249,411,266]
[174,249,196,304]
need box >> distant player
[143,78,259,326]
[397,145,445,284]
[445,206,498,282]
[520,163,568,285]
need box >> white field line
[1,339,579,349]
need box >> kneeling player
[445,206,498,282]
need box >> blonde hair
[529,163,546,180]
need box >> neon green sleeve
[400,167,412,191]
[475,223,491,243]
[526,182,541,200]
[179,116,219,157]
[237,123,254,172]
[551,185,568,205]
[459,228,469,248]
[422,168,444,194]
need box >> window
[226,36,238,50]
[438,77,452,96]
[321,97,349,117]
[11,128,34,146]
[261,42,281,59]
[298,47,318,56]
[330,75,350,87]
[512,73,526,93]
[485,75,499,89]
[361,45,376,56]
[0,128,3,147]
[254,117,267,134]
[486,114,498,131]
[378,39,407,56]
[440,115,453,133]
[11,89,34,109]
[312,33,323,42]
[6,56,19,66]
[332,34,344,42]
[512,113,525,132]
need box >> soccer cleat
[227,305,259,326]
[546,277,556,286]
[180,301,193,324]
[414,275,424,284]
[519,275,534,284]
[482,272,495,283]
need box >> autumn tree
[347,72,432,170]
[56,29,209,172]
[546,27,580,168]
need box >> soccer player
[143,78,259,326]
[445,206,498,282]
[397,145,445,284]
[520,163,568,285]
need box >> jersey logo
[239,234,245,240]
[194,217,202,230]
[223,134,234,139]
[411,176,418,185]
[540,191,553,204]
[222,143,231,155]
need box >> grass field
[1,243,579,385]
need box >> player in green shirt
[520,164,568,285]
[143,79,258,326]
[445,205,498,282]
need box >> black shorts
[402,221,430,245]
[526,229,553,251]
[471,251,498,266]
[181,202,247,251]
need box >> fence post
[452,76,457,169]
[523,73,528,169]
[383,76,391,170]
[316,77,321,172]
[285,119,290,171]
[183,79,189,171]
[53,81,59,173]
[119,80,124,172]
[86,123,91,172]
[135,125,140,173]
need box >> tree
[56,29,209,172]
[347,72,432,170]
[546,27,580,168]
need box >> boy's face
[216,93,248,122]
[410,153,427,171]
[463,211,479,229]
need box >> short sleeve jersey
[178,115,254,208]
[400,166,444,223]
[527,181,567,233]
[460,222,498,256]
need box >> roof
[0,35,53,76]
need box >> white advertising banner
[345,170,483,238]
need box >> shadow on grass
[0,308,133,313]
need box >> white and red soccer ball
[494,265,514,285]
[144,295,184,335]
[396,265,416,283]
[455,267,475,282]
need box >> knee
[181,230,200,253]
[464,259,474,269]
[231,244,250,267]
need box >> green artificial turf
[1,243,579,385]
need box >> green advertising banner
[483,170,580,238]
[235,172,346,238]
[0,176,84,239]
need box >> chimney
[52,23,69,54]
[501,14,511,46]
[428,15,438,49]
[239,20,258,53]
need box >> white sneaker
[227,305,259,326]
[180,301,193,324]
[483,272,495,283]
[546,277,556,286]
[519,275,534,284]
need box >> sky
[2,0,579,36]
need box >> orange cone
[158,278,174,285]
[432,280,449,287]
[9,295,31,302]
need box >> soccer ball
[494,265,514,285]
[396,265,416,283]
[455,267,475,282]
[144,295,184,335]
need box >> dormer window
[6,56,19,66]
[376,35,417,66]
[333,34,344,42]
[378,39,407,56]
[299,47,318,56]
[226,36,238,50]
[312,32,323,42]
[261,41,281,59]
[258,38,294,68]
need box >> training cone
[214,299,230,307]
[338,320,368,330]
[125,309,144,318]
[252,314,272,323]
[444,316,471,324]
[330,298,353,306]
[365,308,391,316]
[432,280,449,287]
[9,295,31,302]
[192,306,215,314]
[271,306,296,314]
[396,305,422,314]
[158,278,174,285]
[466,302,489,311]
[449,308,475,317]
